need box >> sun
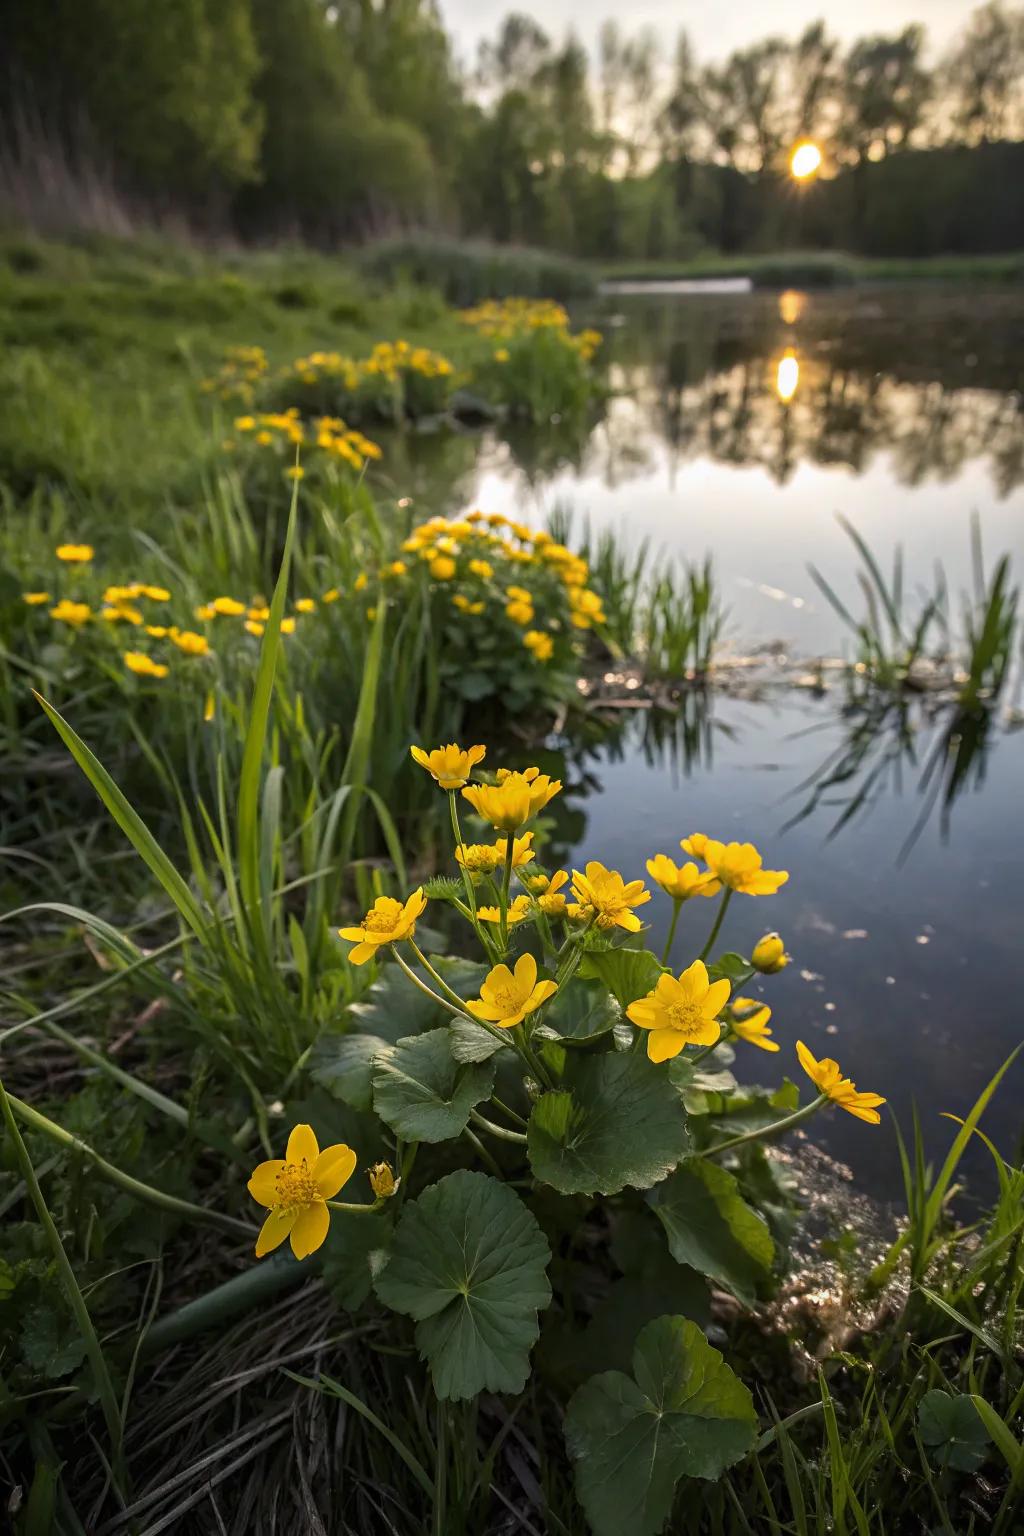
[790,141,822,180]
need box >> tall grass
[357,235,597,304]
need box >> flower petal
[287,1124,319,1167]
[255,1207,294,1257]
[702,978,732,1018]
[314,1143,357,1198]
[346,941,377,965]
[676,959,709,1003]
[289,1201,330,1259]
[513,952,538,992]
[647,1027,685,1063]
[626,999,660,1028]
[247,1159,285,1207]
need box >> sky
[439,0,977,69]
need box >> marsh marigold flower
[524,630,553,662]
[730,999,779,1052]
[796,1041,886,1124]
[248,1124,356,1259]
[570,861,651,932]
[627,959,731,1063]
[295,598,317,614]
[467,952,557,1029]
[171,630,210,657]
[456,832,534,874]
[212,596,246,617]
[339,889,426,965]
[752,933,790,973]
[476,894,531,925]
[682,835,788,897]
[56,544,93,563]
[536,870,569,916]
[505,599,534,625]
[50,599,91,626]
[367,1161,398,1199]
[22,592,50,605]
[646,854,720,902]
[462,767,561,832]
[124,651,169,679]
[430,555,457,581]
[411,741,486,790]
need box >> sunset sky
[439,0,976,67]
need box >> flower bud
[751,933,790,974]
[367,1161,399,1199]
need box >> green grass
[598,250,1024,288]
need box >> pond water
[408,286,1024,1198]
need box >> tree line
[3,0,1023,258]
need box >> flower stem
[469,1108,528,1144]
[449,791,489,952]
[490,1095,529,1129]
[661,899,683,966]
[326,1199,384,1213]
[698,888,733,963]
[392,946,534,1080]
[702,1094,827,1158]
[407,938,468,1010]
[4,1090,254,1237]
[463,1126,503,1178]
[498,834,516,950]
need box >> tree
[941,2,1024,144]
[837,26,931,163]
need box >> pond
[407,285,1024,1198]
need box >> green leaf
[918,1390,990,1472]
[320,1209,394,1311]
[707,952,753,985]
[528,1050,690,1196]
[449,1017,510,1064]
[668,1058,738,1114]
[374,1170,551,1399]
[348,957,487,1045]
[535,981,619,1047]
[310,1033,393,1111]
[565,1315,757,1536]
[647,1160,774,1305]
[371,1029,494,1142]
[582,947,665,1008]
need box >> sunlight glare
[790,142,822,180]
[776,350,800,403]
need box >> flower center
[665,1001,705,1038]
[274,1160,320,1211]
[364,901,401,934]
[492,985,522,1013]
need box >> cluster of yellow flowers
[459,298,603,366]
[200,344,269,403]
[21,546,213,681]
[400,509,605,660]
[224,409,382,473]
[247,741,884,1261]
[276,339,454,395]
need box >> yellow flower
[50,600,91,626]
[248,1124,357,1260]
[683,836,789,897]
[646,854,721,902]
[505,599,534,625]
[430,555,457,581]
[124,651,169,679]
[466,952,557,1029]
[494,347,510,362]
[100,604,143,625]
[323,587,341,603]
[295,598,316,614]
[537,870,569,916]
[411,741,486,790]
[145,625,168,637]
[570,861,651,932]
[171,629,210,657]
[248,603,270,621]
[56,544,93,563]
[367,1161,399,1199]
[285,465,305,481]
[796,1041,886,1125]
[730,999,779,1052]
[462,768,561,832]
[280,617,296,634]
[476,895,531,925]
[752,933,790,973]
[139,585,170,602]
[22,592,50,605]
[524,629,553,662]
[457,832,534,873]
[245,620,265,637]
[338,889,427,965]
[204,691,216,722]
[507,585,532,604]
[453,593,485,615]
[195,603,216,621]
[468,559,493,579]
[354,573,369,593]
[212,596,245,616]
[626,960,731,1063]
[387,561,407,577]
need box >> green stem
[690,1030,731,1066]
[463,1126,503,1178]
[407,938,468,1011]
[661,899,683,966]
[469,1108,528,1144]
[498,834,516,950]
[702,1094,827,1158]
[490,1095,528,1130]
[392,946,534,1079]
[698,888,733,963]
[0,1077,126,1484]
[450,792,493,956]
[5,1093,254,1238]
[326,1199,384,1213]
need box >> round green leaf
[582,947,665,1008]
[311,1033,392,1111]
[647,1160,774,1306]
[534,981,620,1047]
[371,1029,494,1142]
[528,1050,690,1196]
[565,1315,757,1536]
[374,1170,551,1400]
[918,1390,990,1472]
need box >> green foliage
[648,1160,775,1305]
[374,1170,551,1399]
[918,1390,990,1472]
[357,237,596,304]
[371,1029,495,1142]
[565,1316,757,1536]
[528,1050,691,1196]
